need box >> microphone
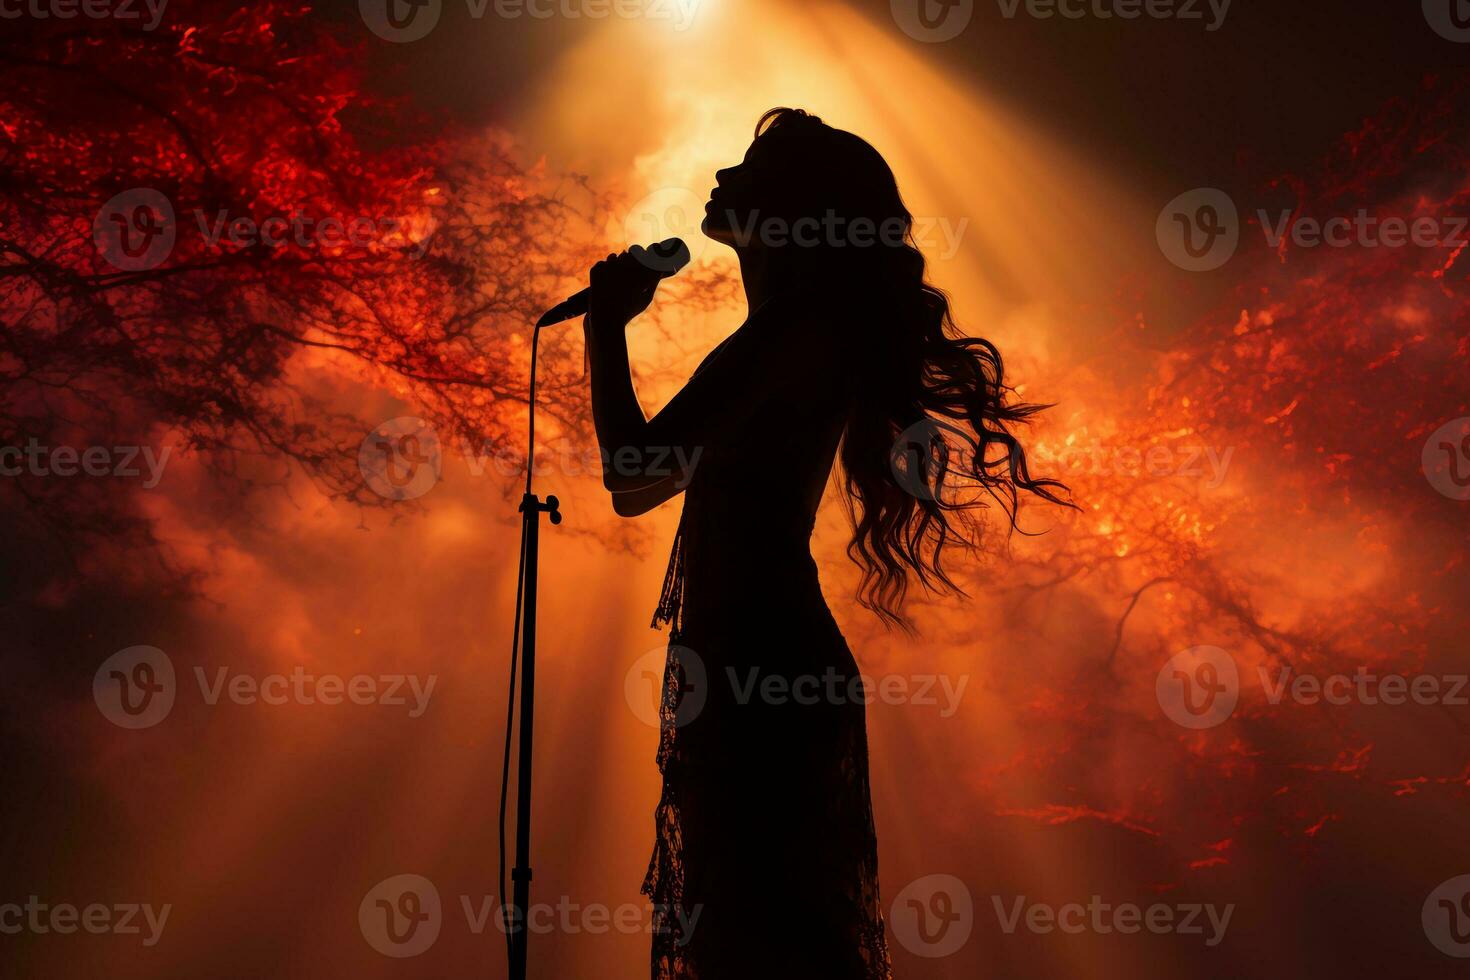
[535,238,690,328]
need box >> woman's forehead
[745,132,790,167]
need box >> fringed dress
[638,295,893,979]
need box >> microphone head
[641,237,691,276]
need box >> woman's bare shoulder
[686,289,848,384]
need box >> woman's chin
[700,215,733,245]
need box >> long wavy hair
[750,108,1070,627]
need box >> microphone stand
[502,323,560,980]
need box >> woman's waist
[675,557,835,626]
[678,538,821,588]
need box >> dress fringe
[650,516,686,637]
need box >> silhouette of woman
[583,108,1065,979]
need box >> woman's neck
[736,247,804,313]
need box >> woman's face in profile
[703,138,776,249]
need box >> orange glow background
[10,1,1470,977]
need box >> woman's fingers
[590,247,662,288]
